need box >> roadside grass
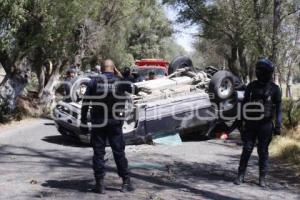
[270,98,300,169]
[0,118,37,131]
[270,127,300,172]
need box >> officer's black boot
[234,171,245,185]
[95,178,105,194]
[259,176,266,188]
[121,177,134,192]
[259,172,267,188]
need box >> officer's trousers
[91,123,129,179]
[238,121,273,176]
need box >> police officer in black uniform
[122,67,135,83]
[234,59,282,187]
[81,59,134,194]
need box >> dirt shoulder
[0,118,40,133]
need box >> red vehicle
[135,59,169,80]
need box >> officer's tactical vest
[91,75,125,120]
[246,83,274,121]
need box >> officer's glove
[274,126,281,136]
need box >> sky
[163,5,199,53]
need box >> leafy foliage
[0,0,174,70]
[73,0,173,67]
[163,0,300,81]
[282,99,300,129]
[127,1,172,60]
[0,0,181,117]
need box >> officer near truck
[234,59,282,187]
[80,59,134,194]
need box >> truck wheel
[209,70,238,119]
[209,70,235,102]
[168,56,194,75]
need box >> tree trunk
[0,75,8,87]
[0,57,31,110]
[227,45,239,76]
[285,13,300,98]
[248,55,257,82]
[238,44,248,81]
[253,0,265,56]
[271,0,282,87]
[37,64,46,98]
[39,59,67,108]
[286,69,292,98]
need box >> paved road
[0,119,299,200]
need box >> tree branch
[280,8,300,22]
[0,51,12,75]
[184,0,235,42]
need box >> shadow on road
[44,123,56,126]
[269,160,300,190]
[38,155,299,199]
[1,140,298,199]
[180,134,209,142]
[218,153,300,190]
[42,135,90,148]
[40,162,242,200]
[42,179,94,193]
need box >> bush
[270,100,300,165]
[282,99,300,130]
[0,99,11,123]
[0,99,27,124]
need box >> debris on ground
[30,179,38,184]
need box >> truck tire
[168,56,194,75]
[209,70,235,102]
[209,70,238,119]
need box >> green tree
[0,0,176,110]
[0,0,93,107]
[127,0,172,60]
[160,38,187,61]
[164,0,299,82]
[74,0,172,67]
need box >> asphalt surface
[0,119,299,200]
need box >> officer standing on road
[93,65,102,74]
[64,68,77,101]
[81,59,134,194]
[132,68,145,83]
[234,59,282,187]
[122,67,135,83]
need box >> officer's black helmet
[68,68,77,74]
[123,67,131,76]
[256,59,275,72]
[255,59,275,83]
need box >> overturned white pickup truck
[52,57,243,145]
